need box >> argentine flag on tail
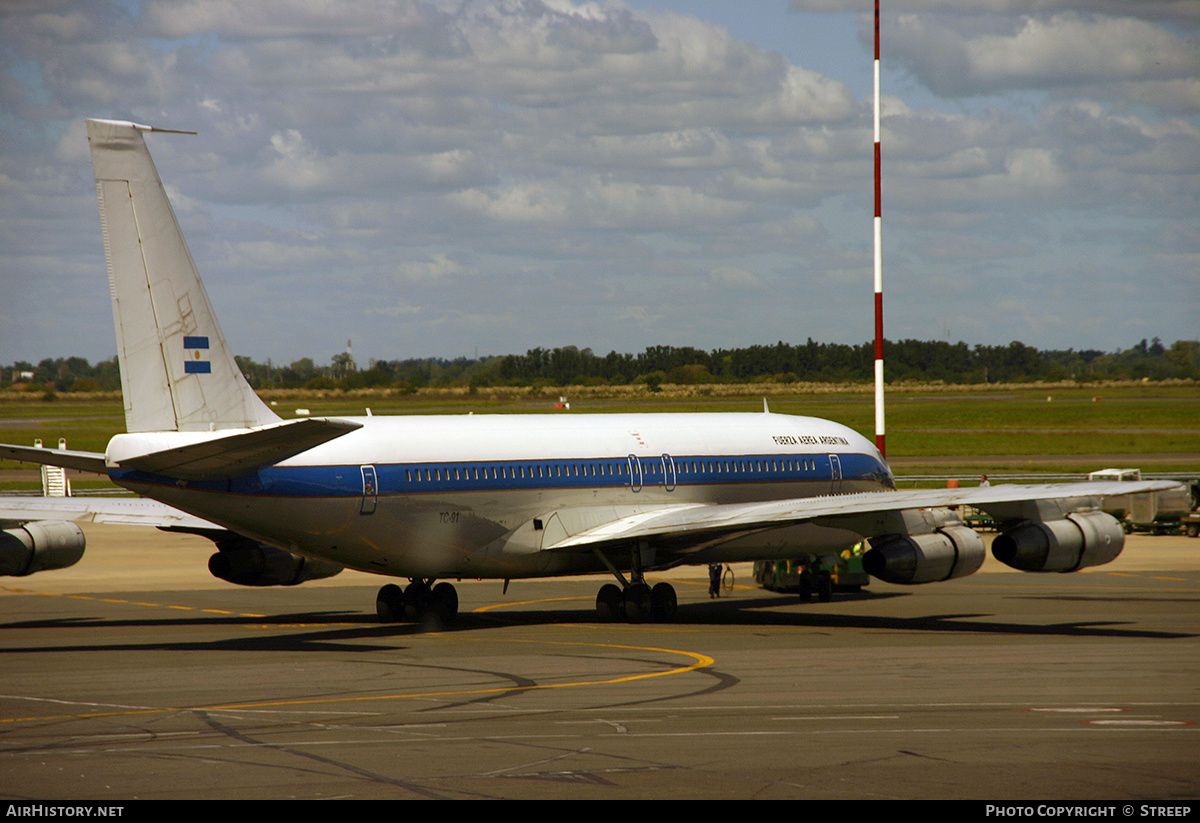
[183,336,211,373]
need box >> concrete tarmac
[1,525,1197,800]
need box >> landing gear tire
[404,581,431,622]
[376,583,406,622]
[596,584,622,622]
[428,582,459,626]
[596,581,678,624]
[621,583,653,623]
[650,582,677,622]
[799,571,813,603]
[817,572,833,603]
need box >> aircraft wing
[0,495,221,530]
[541,480,1182,551]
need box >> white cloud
[143,0,440,39]
[912,13,1196,94]
[1003,147,1065,189]
[709,266,765,289]
[391,252,473,283]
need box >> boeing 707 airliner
[0,119,1178,624]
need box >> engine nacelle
[208,543,343,586]
[991,511,1124,572]
[0,521,86,576]
[863,525,986,585]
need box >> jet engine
[208,540,342,586]
[863,524,986,585]
[991,511,1124,572]
[0,521,86,576]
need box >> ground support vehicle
[1089,469,1194,534]
[754,545,869,602]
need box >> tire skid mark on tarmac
[193,710,455,799]
[0,637,716,725]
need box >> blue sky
[1,1,1196,366]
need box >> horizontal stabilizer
[118,417,363,480]
[0,444,108,475]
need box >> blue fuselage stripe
[110,451,892,497]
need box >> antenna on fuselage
[872,0,886,458]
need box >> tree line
[4,338,1197,394]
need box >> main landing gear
[595,580,677,623]
[798,569,833,603]
[592,546,678,623]
[377,579,458,625]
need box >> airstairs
[34,439,71,497]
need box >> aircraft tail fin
[86,118,279,433]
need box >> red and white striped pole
[873,0,886,458]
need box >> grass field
[1,380,1196,489]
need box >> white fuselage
[108,412,892,579]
